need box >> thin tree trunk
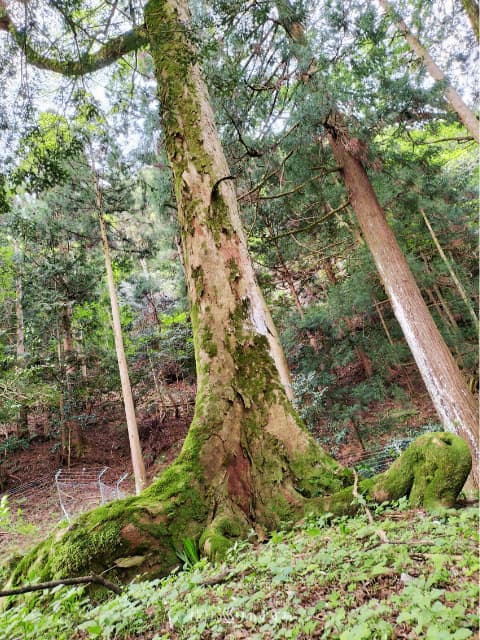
[420,208,478,326]
[97,204,147,495]
[378,0,479,142]
[270,231,319,351]
[460,0,480,41]
[77,329,88,380]
[56,316,65,444]
[13,239,28,438]
[61,304,85,463]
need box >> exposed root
[3,432,471,592]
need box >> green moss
[191,266,204,300]
[208,189,233,243]
[201,326,218,357]
[290,440,349,498]
[227,258,240,284]
[48,520,125,577]
[200,512,249,561]
[370,432,471,510]
[231,335,282,407]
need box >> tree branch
[0,0,148,76]
[0,574,122,597]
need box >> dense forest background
[0,0,478,505]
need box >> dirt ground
[0,383,193,558]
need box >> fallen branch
[0,574,122,598]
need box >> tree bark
[460,0,480,41]
[98,206,147,495]
[378,0,479,142]
[327,130,479,484]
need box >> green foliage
[0,495,36,537]
[0,504,477,639]
[176,537,201,569]
[12,113,84,193]
[0,436,29,457]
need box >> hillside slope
[1,501,478,639]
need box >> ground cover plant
[1,499,477,639]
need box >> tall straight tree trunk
[13,238,28,438]
[328,133,479,481]
[60,303,85,464]
[378,0,479,142]
[275,0,479,486]
[97,202,147,495]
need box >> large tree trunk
[3,0,473,589]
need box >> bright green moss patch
[370,432,472,510]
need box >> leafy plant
[176,537,201,568]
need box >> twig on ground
[0,574,122,597]
[352,469,389,544]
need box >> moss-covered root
[200,507,250,562]
[316,432,472,516]
[5,458,212,590]
[369,432,472,509]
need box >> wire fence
[55,467,129,521]
[1,429,431,529]
[2,466,131,524]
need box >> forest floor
[1,502,478,639]
[0,375,438,561]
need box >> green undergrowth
[1,500,478,640]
